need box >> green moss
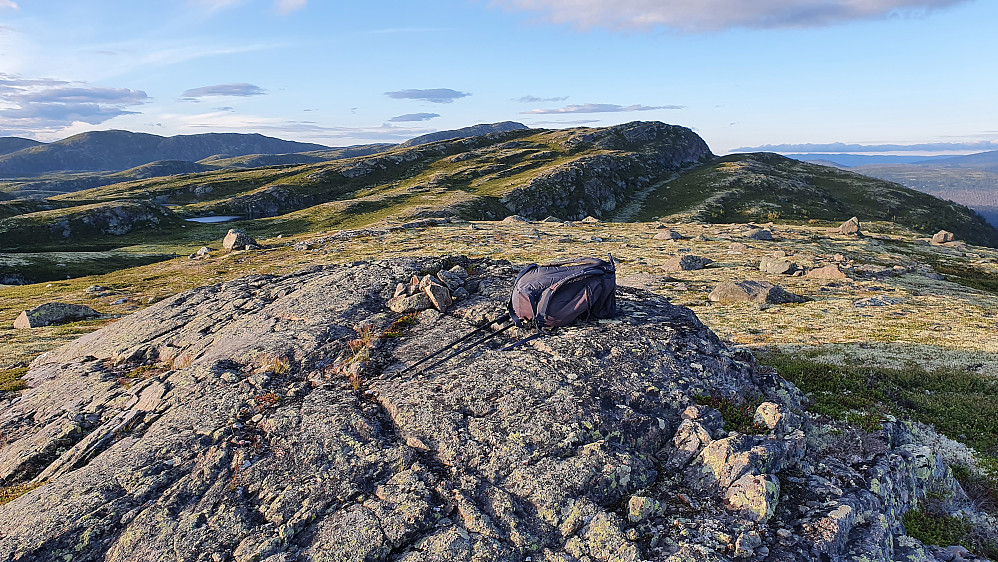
[693,394,769,434]
[758,352,998,454]
[901,508,970,548]
[0,365,28,392]
[0,482,42,505]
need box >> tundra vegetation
[1,122,998,557]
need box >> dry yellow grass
[1,218,996,378]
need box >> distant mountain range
[0,131,333,178]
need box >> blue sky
[0,0,995,155]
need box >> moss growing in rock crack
[758,352,998,454]
[901,508,971,549]
[0,365,29,393]
[951,457,998,513]
[382,313,419,339]
[0,482,42,505]
[693,394,769,435]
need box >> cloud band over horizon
[736,140,998,153]
[522,103,683,114]
[496,0,970,32]
[384,88,470,104]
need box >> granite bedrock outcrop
[0,256,979,561]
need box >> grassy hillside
[2,123,996,274]
[853,163,998,229]
[636,153,998,247]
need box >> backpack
[508,256,617,330]
[400,256,617,374]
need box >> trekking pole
[400,312,511,374]
[417,321,517,373]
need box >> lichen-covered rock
[708,280,807,304]
[759,256,796,275]
[744,228,774,240]
[725,473,780,522]
[13,302,100,329]
[838,217,861,235]
[0,256,981,562]
[662,255,711,272]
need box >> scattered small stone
[759,256,796,275]
[728,242,748,251]
[807,265,846,280]
[854,296,903,307]
[654,229,683,241]
[734,530,762,558]
[188,246,212,260]
[85,285,107,294]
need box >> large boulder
[662,255,711,272]
[708,280,807,304]
[931,230,956,245]
[222,229,258,251]
[838,217,861,235]
[13,302,100,329]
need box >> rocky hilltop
[399,122,529,148]
[0,256,987,561]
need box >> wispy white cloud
[0,74,147,135]
[526,119,601,125]
[494,0,970,32]
[385,88,470,104]
[514,95,568,103]
[522,103,683,114]
[0,0,19,10]
[273,0,306,14]
[188,0,242,12]
[165,110,433,142]
[735,140,998,152]
[388,112,440,122]
[181,83,267,99]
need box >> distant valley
[794,150,998,228]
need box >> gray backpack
[508,256,617,329]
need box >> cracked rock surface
[0,257,982,561]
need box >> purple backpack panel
[509,257,616,329]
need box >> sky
[0,0,995,155]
